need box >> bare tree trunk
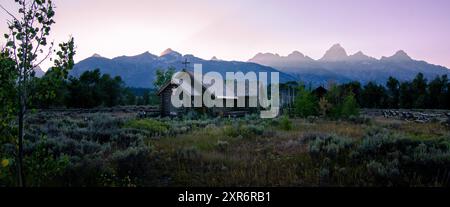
[17,68,26,187]
[18,0,27,187]
[18,102,24,187]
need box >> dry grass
[374,117,449,140]
[145,117,375,186]
[21,109,450,187]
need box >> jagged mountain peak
[354,51,365,56]
[348,51,376,61]
[382,50,412,61]
[160,48,181,57]
[287,51,305,58]
[331,43,344,49]
[91,53,104,58]
[254,52,281,58]
[70,50,297,88]
[70,45,450,89]
[320,43,348,61]
[112,51,158,63]
[136,51,156,58]
[392,50,412,60]
[249,50,313,64]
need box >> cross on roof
[182,58,190,70]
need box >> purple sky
[1,0,450,69]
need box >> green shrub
[110,146,152,185]
[246,124,264,136]
[0,157,14,186]
[279,115,292,131]
[308,134,353,159]
[223,125,240,137]
[347,115,371,125]
[293,86,318,118]
[305,129,450,186]
[124,119,169,135]
[63,157,110,187]
[90,114,124,130]
[24,138,70,187]
[113,130,145,149]
[326,92,360,119]
[366,160,401,185]
[339,95,359,118]
[176,146,201,161]
[223,123,265,138]
[79,139,103,154]
[215,140,229,152]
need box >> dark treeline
[339,73,450,109]
[292,72,450,119]
[31,69,159,109]
[34,69,450,110]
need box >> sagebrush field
[2,107,449,187]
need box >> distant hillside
[70,49,298,88]
[249,44,450,86]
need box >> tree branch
[32,44,53,69]
[0,4,19,21]
[31,23,46,63]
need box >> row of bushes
[9,111,439,187]
[0,113,160,187]
[305,129,450,186]
[1,113,280,186]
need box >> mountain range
[69,48,298,88]
[249,44,450,86]
[68,44,450,89]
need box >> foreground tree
[1,0,74,186]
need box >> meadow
[2,107,447,187]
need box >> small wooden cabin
[157,82,180,117]
[157,72,257,117]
